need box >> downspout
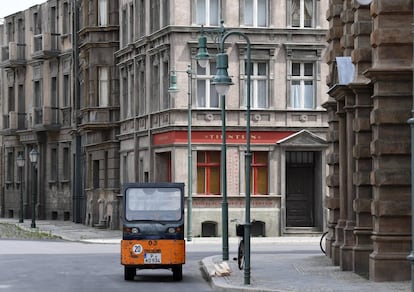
[72,0,83,223]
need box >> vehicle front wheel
[124,266,135,281]
[172,265,183,281]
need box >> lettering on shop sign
[192,198,276,208]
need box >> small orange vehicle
[121,182,185,281]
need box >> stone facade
[324,0,412,281]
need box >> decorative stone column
[366,0,412,281]
[341,92,356,271]
[322,98,340,260]
[327,86,354,268]
[350,83,373,277]
[348,0,373,277]
[325,0,346,266]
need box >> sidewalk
[0,218,411,291]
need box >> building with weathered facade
[0,0,121,229]
[324,0,412,282]
[0,1,75,222]
[77,0,120,229]
[116,0,330,238]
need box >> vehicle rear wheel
[172,265,183,281]
[124,266,135,281]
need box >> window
[98,0,108,26]
[151,0,160,32]
[138,63,146,115]
[34,81,42,108]
[291,0,314,28]
[50,148,58,182]
[196,62,219,108]
[8,86,15,112]
[196,0,220,26]
[129,4,134,43]
[33,12,42,35]
[245,62,268,109]
[63,147,70,180]
[251,152,268,195]
[137,0,145,38]
[93,160,100,189]
[290,62,314,109]
[122,8,127,47]
[128,66,134,116]
[63,75,69,107]
[104,151,108,188]
[121,68,127,118]
[63,2,69,34]
[161,61,169,110]
[197,151,220,195]
[51,77,58,123]
[7,151,14,183]
[244,0,267,27]
[7,22,14,42]
[98,67,109,107]
[151,57,160,112]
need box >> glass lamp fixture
[16,154,25,168]
[211,53,233,95]
[168,69,179,96]
[29,148,39,164]
[196,35,210,68]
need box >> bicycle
[235,223,245,270]
[320,231,328,254]
[231,219,255,270]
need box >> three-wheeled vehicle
[121,182,185,281]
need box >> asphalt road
[0,240,214,292]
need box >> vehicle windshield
[125,187,182,221]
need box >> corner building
[116,0,330,237]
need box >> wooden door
[286,164,314,227]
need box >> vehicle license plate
[144,253,161,264]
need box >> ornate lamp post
[16,154,25,223]
[197,22,252,285]
[169,65,193,242]
[29,148,39,228]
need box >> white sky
[0,0,46,21]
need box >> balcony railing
[2,111,27,131]
[1,42,26,65]
[80,107,120,127]
[32,33,60,58]
[32,106,60,126]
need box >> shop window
[197,151,220,195]
[251,152,268,195]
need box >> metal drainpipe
[72,0,83,223]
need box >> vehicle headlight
[131,227,139,234]
[167,227,176,234]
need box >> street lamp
[29,148,39,228]
[169,65,193,242]
[16,154,25,223]
[197,23,252,285]
[196,22,230,262]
